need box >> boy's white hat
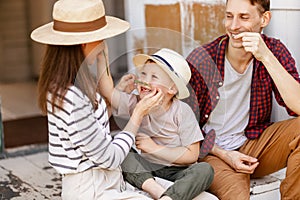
[30,0,130,45]
[133,48,191,99]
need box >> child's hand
[115,74,136,94]
[136,133,158,153]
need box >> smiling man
[187,0,300,199]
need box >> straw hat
[133,48,191,99]
[30,0,130,45]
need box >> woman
[30,0,163,199]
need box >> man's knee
[294,116,300,128]
[288,116,300,138]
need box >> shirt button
[205,114,209,118]
[216,96,220,100]
[218,82,223,86]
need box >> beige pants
[203,117,300,200]
[62,167,151,200]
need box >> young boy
[112,48,214,200]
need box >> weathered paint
[125,0,226,70]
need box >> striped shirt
[47,86,135,174]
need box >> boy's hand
[136,133,158,153]
[115,74,136,94]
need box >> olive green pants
[121,149,214,200]
[203,117,300,200]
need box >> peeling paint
[0,160,62,199]
[127,0,226,66]
[0,167,29,199]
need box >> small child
[112,48,214,200]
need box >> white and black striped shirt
[47,86,134,174]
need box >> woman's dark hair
[38,45,97,114]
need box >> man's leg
[203,155,250,200]
[240,117,300,200]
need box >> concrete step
[0,146,286,200]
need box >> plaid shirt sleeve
[266,35,300,116]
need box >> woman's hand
[134,88,163,117]
[115,74,136,94]
[123,89,163,136]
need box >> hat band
[151,55,179,77]
[53,16,107,32]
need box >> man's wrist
[211,144,228,160]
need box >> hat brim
[31,16,130,45]
[133,54,190,99]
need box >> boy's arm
[136,133,200,165]
[115,73,136,94]
[110,74,136,110]
[98,74,134,111]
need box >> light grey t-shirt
[203,57,253,150]
[114,92,203,166]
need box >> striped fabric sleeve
[54,87,136,170]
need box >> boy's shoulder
[174,99,193,110]
[171,99,197,118]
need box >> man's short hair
[226,0,270,14]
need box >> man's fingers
[237,162,259,174]
[243,154,258,163]
[234,32,258,39]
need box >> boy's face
[136,62,175,99]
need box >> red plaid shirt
[186,34,300,139]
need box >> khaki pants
[203,117,300,200]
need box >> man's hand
[212,145,259,174]
[225,150,259,174]
[234,32,270,62]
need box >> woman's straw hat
[31,0,130,45]
[133,48,191,99]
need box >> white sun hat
[30,0,130,45]
[133,48,191,99]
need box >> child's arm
[115,73,136,94]
[99,71,135,112]
[136,133,200,165]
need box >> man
[187,0,300,199]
